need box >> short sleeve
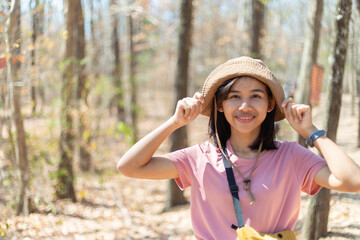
[167,146,197,190]
[290,142,327,195]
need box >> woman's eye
[229,95,240,99]
[252,94,261,99]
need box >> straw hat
[200,56,285,122]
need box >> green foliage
[6,196,18,211]
[0,223,9,238]
[27,130,57,184]
[93,75,115,108]
[58,56,77,71]
[143,17,152,25]
[4,131,16,161]
[82,129,91,143]
[1,165,15,189]
[59,167,68,177]
[59,56,90,71]
[79,56,90,66]
[116,121,135,145]
[30,146,52,170]
[44,201,59,214]
[49,162,67,182]
[136,48,155,66]
[2,178,11,187]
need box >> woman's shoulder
[273,140,314,156]
[273,140,306,153]
[169,141,220,166]
[274,140,298,148]
[176,140,219,156]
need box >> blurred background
[0,0,360,239]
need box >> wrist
[168,116,184,129]
[305,129,326,148]
[303,126,318,139]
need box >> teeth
[238,116,253,119]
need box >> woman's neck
[229,133,259,158]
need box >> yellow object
[237,226,297,240]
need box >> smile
[237,116,254,120]
[235,115,255,121]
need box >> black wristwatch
[305,130,326,147]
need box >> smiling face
[219,76,275,138]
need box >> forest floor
[1,93,360,240]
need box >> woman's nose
[238,99,251,111]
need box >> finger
[182,98,198,119]
[282,102,290,120]
[178,99,190,118]
[296,105,305,121]
[297,105,310,121]
[285,102,294,121]
[184,100,193,118]
[281,97,293,108]
[291,104,299,122]
[282,98,294,121]
[193,92,205,104]
[187,98,201,119]
[291,104,305,122]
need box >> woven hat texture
[200,56,285,121]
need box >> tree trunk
[302,0,352,239]
[128,12,138,141]
[30,0,40,114]
[295,0,323,147]
[89,0,103,134]
[3,4,16,164]
[302,188,331,240]
[56,0,78,202]
[7,121,16,164]
[358,78,360,148]
[250,0,265,59]
[356,0,360,148]
[165,0,193,211]
[8,0,34,215]
[111,0,125,122]
[73,0,92,172]
[90,0,100,79]
[349,19,356,117]
[14,80,34,215]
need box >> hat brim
[200,57,285,122]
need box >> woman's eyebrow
[252,89,265,93]
[228,89,265,93]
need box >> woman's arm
[282,98,360,192]
[117,92,204,179]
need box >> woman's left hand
[281,98,317,138]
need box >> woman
[117,56,360,239]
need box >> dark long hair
[208,77,277,151]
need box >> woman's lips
[235,115,255,123]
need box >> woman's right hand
[172,92,205,127]
[118,92,204,179]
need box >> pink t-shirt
[167,140,327,239]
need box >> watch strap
[305,130,326,147]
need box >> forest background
[1,0,360,239]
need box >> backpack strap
[221,148,245,229]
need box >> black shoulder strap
[221,148,245,229]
